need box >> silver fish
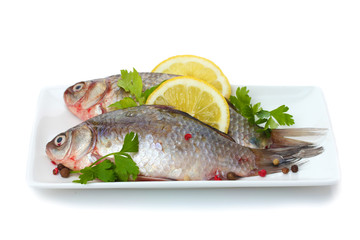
[63,73,178,121]
[46,105,323,180]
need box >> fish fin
[251,145,324,175]
[270,128,328,148]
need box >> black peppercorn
[60,168,70,178]
[291,165,299,173]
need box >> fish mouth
[63,87,74,105]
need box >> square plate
[27,85,340,188]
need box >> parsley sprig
[72,132,140,184]
[109,68,161,109]
[229,87,295,136]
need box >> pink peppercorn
[258,169,267,177]
[214,175,222,180]
[53,167,59,175]
[184,133,192,140]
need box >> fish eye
[54,134,66,147]
[73,83,84,92]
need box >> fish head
[64,79,108,120]
[46,123,96,170]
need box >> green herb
[140,83,162,104]
[114,154,139,182]
[229,87,295,136]
[72,132,140,184]
[108,97,138,110]
[117,68,143,101]
[109,68,164,109]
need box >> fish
[46,105,323,180]
[63,73,178,121]
[63,73,326,149]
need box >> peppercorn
[60,167,70,178]
[57,163,65,170]
[258,169,267,177]
[184,133,192,140]
[53,167,59,175]
[282,167,289,174]
[272,158,280,166]
[291,165,299,173]
[214,175,222,180]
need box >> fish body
[64,73,272,148]
[46,105,322,180]
[47,105,257,179]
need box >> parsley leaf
[256,109,270,119]
[118,68,143,101]
[93,160,116,182]
[120,132,139,153]
[73,166,96,184]
[270,105,295,126]
[138,82,164,105]
[114,154,139,181]
[110,69,165,109]
[264,116,279,130]
[72,132,140,184]
[73,160,116,184]
[230,87,295,136]
[108,97,138,109]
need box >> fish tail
[270,128,328,148]
[251,145,324,175]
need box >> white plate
[27,85,340,189]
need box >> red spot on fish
[75,104,83,113]
[53,168,59,175]
[184,134,192,140]
[258,169,267,177]
[51,161,57,165]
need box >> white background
[0,0,359,239]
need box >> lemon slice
[152,55,231,99]
[146,76,230,133]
